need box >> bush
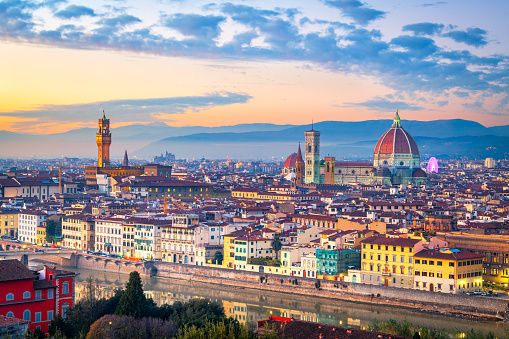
[86,314,178,339]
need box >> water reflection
[66,267,509,337]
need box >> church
[282,110,427,187]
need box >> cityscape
[1,0,509,338]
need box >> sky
[0,0,508,134]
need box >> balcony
[381,272,391,276]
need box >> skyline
[1,0,508,134]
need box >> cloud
[453,91,470,98]
[345,97,424,111]
[55,5,96,19]
[323,0,386,25]
[0,92,253,129]
[420,2,447,7]
[443,27,488,47]
[164,13,226,39]
[0,0,506,112]
[402,22,444,36]
[390,35,438,58]
[99,14,141,28]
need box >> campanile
[96,110,111,167]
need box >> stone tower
[123,150,129,167]
[324,156,335,185]
[96,110,111,168]
[304,124,320,184]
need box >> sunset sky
[0,0,508,134]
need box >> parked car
[42,244,49,247]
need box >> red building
[0,260,77,333]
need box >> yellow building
[0,208,18,238]
[413,248,483,294]
[36,225,47,244]
[360,236,424,288]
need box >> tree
[270,235,283,260]
[86,314,177,339]
[46,219,62,243]
[115,271,147,318]
[213,251,223,265]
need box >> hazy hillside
[1,119,508,159]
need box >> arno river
[42,265,508,337]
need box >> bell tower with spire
[96,110,111,168]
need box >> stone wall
[70,254,508,321]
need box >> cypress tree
[115,271,147,318]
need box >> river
[36,264,508,337]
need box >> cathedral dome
[374,111,419,156]
[373,110,420,169]
[283,153,297,168]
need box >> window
[48,289,53,299]
[35,312,41,322]
[23,291,30,299]
[6,293,14,301]
[62,282,69,295]
[6,311,14,317]
[415,259,420,264]
[23,310,30,321]
[36,290,41,300]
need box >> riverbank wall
[58,253,509,322]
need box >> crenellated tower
[96,110,111,168]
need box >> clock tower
[96,110,111,168]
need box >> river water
[36,264,507,337]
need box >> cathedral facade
[283,111,427,187]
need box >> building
[290,110,427,187]
[423,214,456,232]
[413,248,483,294]
[0,260,77,333]
[130,218,165,260]
[61,214,95,251]
[485,157,496,168]
[437,233,509,286]
[360,236,424,288]
[96,110,111,168]
[95,218,123,255]
[316,248,361,277]
[161,214,199,263]
[85,112,172,186]
[0,208,18,238]
[0,314,28,338]
[305,126,320,184]
[113,177,211,200]
[18,210,47,244]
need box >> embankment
[47,253,509,322]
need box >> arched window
[6,293,14,301]
[6,311,14,317]
[23,291,30,299]
[23,310,30,321]
[62,282,69,295]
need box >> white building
[18,210,47,243]
[95,218,124,255]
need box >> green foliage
[85,314,177,339]
[248,257,281,266]
[46,219,62,243]
[176,320,250,339]
[24,328,45,339]
[366,318,499,339]
[213,251,223,265]
[270,236,283,260]
[115,271,147,319]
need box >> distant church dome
[283,153,298,168]
[412,168,427,178]
[373,110,420,169]
[374,111,419,156]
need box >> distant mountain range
[1,119,508,160]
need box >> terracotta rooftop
[0,260,35,282]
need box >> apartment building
[413,248,483,294]
[18,210,47,243]
[360,236,424,288]
[161,214,199,264]
[61,214,95,251]
[0,208,18,238]
[95,218,123,255]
